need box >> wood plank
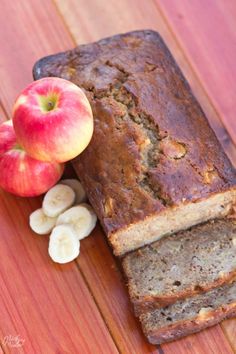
[156,0,236,147]
[54,0,236,168]
[0,1,118,353]
[0,0,72,116]
[0,190,118,354]
[161,326,234,354]
[78,227,157,353]
[222,319,236,354]
[55,0,236,352]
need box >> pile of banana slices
[29,179,97,264]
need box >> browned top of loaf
[33,30,236,236]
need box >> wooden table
[0,1,235,353]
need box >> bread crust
[139,280,236,344]
[141,303,236,345]
[132,272,236,315]
[33,30,236,255]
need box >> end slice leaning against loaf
[138,281,236,345]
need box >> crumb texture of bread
[33,30,236,255]
[123,218,236,313]
[139,281,236,344]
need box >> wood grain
[156,0,236,147]
[78,227,157,353]
[162,326,234,354]
[0,190,118,354]
[222,318,236,354]
[0,0,72,116]
[56,0,236,352]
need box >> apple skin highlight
[13,77,94,163]
[0,121,64,197]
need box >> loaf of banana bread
[139,281,236,344]
[33,30,236,255]
[123,218,236,314]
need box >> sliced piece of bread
[123,219,236,313]
[139,281,236,344]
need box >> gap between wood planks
[74,260,122,352]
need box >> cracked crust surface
[33,30,236,254]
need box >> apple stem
[37,94,58,112]
[13,142,24,151]
[48,101,54,110]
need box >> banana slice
[48,224,80,264]
[43,184,75,217]
[56,203,97,240]
[29,208,57,235]
[80,203,97,230]
[60,179,86,204]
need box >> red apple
[0,120,16,154]
[12,77,93,163]
[0,121,64,197]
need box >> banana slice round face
[48,224,80,264]
[29,208,57,235]
[43,184,75,217]
[56,203,97,240]
[60,179,87,204]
